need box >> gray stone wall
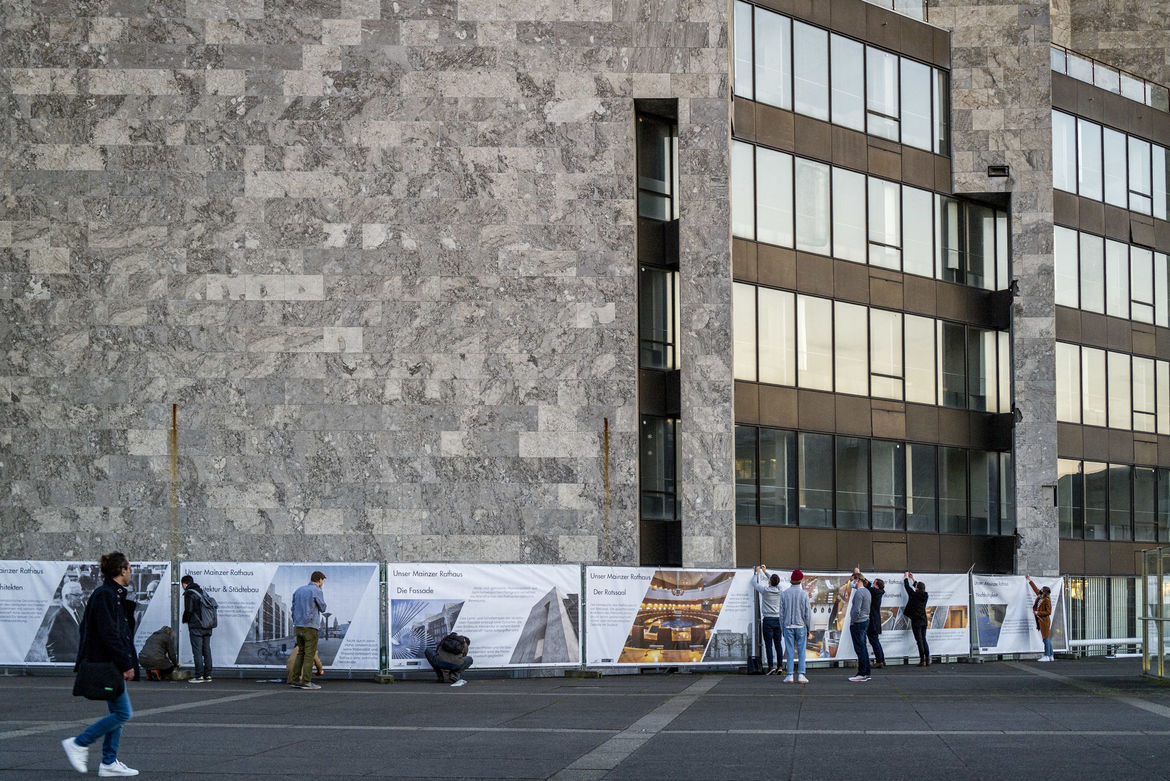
[1066,0,1170,86]
[931,0,1059,573]
[0,1,732,567]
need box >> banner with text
[388,563,581,670]
[972,575,1068,654]
[0,560,171,666]
[178,563,380,670]
[584,567,755,666]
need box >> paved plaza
[2,659,1169,780]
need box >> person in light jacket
[778,570,812,684]
[289,571,327,689]
[904,572,930,666]
[751,565,784,675]
[1027,576,1054,662]
[847,572,872,682]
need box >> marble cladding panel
[1067,0,1170,87]
[0,0,732,566]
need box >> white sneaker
[451,678,467,687]
[1039,655,1053,662]
[848,675,870,682]
[61,737,87,773]
[783,674,794,683]
[189,676,206,684]
[98,760,139,777]
[797,674,809,684]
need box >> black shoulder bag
[73,659,125,701]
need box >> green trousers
[289,626,319,684]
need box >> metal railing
[1051,43,1170,112]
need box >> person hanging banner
[972,575,1068,654]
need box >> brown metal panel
[794,115,833,161]
[1060,539,1085,575]
[1108,430,1134,464]
[1079,312,1107,346]
[1054,306,1080,343]
[828,0,867,40]
[1076,83,1104,124]
[1078,198,1104,235]
[1082,427,1109,463]
[1104,205,1130,241]
[1131,215,1156,249]
[732,238,757,283]
[935,281,975,323]
[796,252,834,297]
[1134,436,1158,467]
[937,407,971,448]
[907,533,940,573]
[873,541,908,572]
[797,389,836,433]
[869,272,903,311]
[931,27,949,69]
[734,381,759,425]
[901,147,934,189]
[904,404,938,443]
[1156,219,1170,251]
[834,259,869,304]
[788,0,831,26]
[1051,73,1078,112]
[864,3,900,51]
[1109,543,1140,576]
[1105,316,1132,353]
[872,404,907,440]
[759,385,799,429]
[1132,323,1156,358]
[868,144,901,181]
[761,526,801,569]
[800,528,839,570]
[837,530,873,571]
[1053,189,1078,226]
[835,395,872,437]
[1158,326,1170,357]
[1057,423,1084,459]
[733,97,755,143]
[934,154,952,194]
[757,244,797,290]
[736,525,762,569]
[939,535,973,572]
[756,104,795,152]
[832,125,868,172]
[1160,435,1170,468]
[902,274,937,317]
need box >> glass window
[995,211,1008,292]
[933,69,949,156]
[640,416,678,520]
[1053,111,1076,193]
[1158,360,1170,436]
[1094,62,1120,94]
[798,432,833,527]
[832,168,866,263]
[758,287,795,386]
[1076,117,1101,199]
[1103,127,1128,207]
[1157,252,1169,327]
[1083,461,1108,540]
[1058,458,1083,539]
[1109,463,1132,540]
[1051,46,1067,74]
[760,427,797,525]
[872,440,906,531]
[965,203,995,290]
[1135,466,1157,542]
[1107,351,1131,429]
[754,8,791,110]
[640,268,678,370]
[907,444,937,532]
[900,58,932,151]
[1056,342,1081,422]
[731,140,755,239]
[998,331,1011,413]
[735,425,757,524]
[868,178,901,269]
[902,185,933,278]
[836,437,869,529]
[939,447,968,534]
[905,315,936,405]
[1131,247,1154,323]
[935,195,960,282]
[1079,233,1105,314]
[1067,52,1093,82]
[795,158,831,255]
[1129,137,1153,214]
[938,321,966,409]
[1105,240,1129,319]
[1133,355,1156,433]
[756,147,794,247]
[830,34,864,132]
[1054,226,1078,307]
[733,282,756,381]
[797,295,833,390]
[637,114,673,220]
[969,451,998,535]
[866,47,899,141]
[1000,452,1015,536]
[792,21,828,121]
[733,1,753,100]
[870,309,902,400]
[1082,347,1107,426]
[1159,469,1170,542]
[834,302,868,396]
[967,328,994,412]
[1154,145,1168,221]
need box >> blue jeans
[783,626,807,675]
[75,686,132,765]
[760,617,783,669]
[1043,636,1053,657]
[850,621,871,676]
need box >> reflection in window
[1109,464,1132,540]
[872,440,906,530]
[1131,247,1154,323]
[797,295,833,391]
[1129,137,1153,214]
[907,444,937,532]
[870,309,903,400]
[866,47,899,141]
[969,450,998,535]
[933,69,949,156]
[1105,240,1129,318]
[799,432,833,527]
[733,282,756,381]
[1053,226,1078,307]
[639,268,679,370]
[868,178,901,270]
[966,328,995,412]
[902,186,933,278]
[735,425,758,524]
[836,437,869,529]
[758,287,795,385]
[835,302,868,396]
[905,315,936,405]
[757,147,794,247]
[901,59,932,151]
[1077,118,1102,200]
[731,140,755,239]
[1058,459,1083,539]
[1079,233,1104,314]
[640,416,678,521]
[760,428,797,525]
[754,8,791,109]
[1083,461,1108,540]
[1133,356,1156,433]
[793,21,829,121]
[1134,466,1156,542]
[795,158,830,255]
[1159,469,1170,541]
[1055,342,1081,422]
[1081,347,1107,426]
[830,34,865,132]
[637,114,675,220]
[1000,452,1015,536]
[1107,351,1131,429]
[832,168,866,263]
[733,1,754,100]
[939,321,966,408]
[1053,110,1075,193]
[1103,127,1127,207]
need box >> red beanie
[790,569,804,583]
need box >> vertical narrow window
[830,34,865,132]
[1154,145,1168,221]
[965,204,995,290]
[1077,118,1103,200]
[867,178,901,269]
[998,331,1011,413]
[637,114,675,220]
[797,295,833,391]
[792,21,828,121]
[795,158,830,255]
[1053,226,1079,307]
[1053,110,1076,193]
[1000,452,1015,536]
[640,268,679,370]
[995,211,1008,291]
[872,440,906,530]
[832,168,867,263]
[1156,252,1169,327]
[733,1,754,99]
[735,425,758,524]
[907,444,937,532]
[932,68,949,156]
[733,282,757,381]
[1109,463,1132,540]
[1107,351,1131,429]
[834,302,868,396]
[798,432,834,527]
[1158,360,1170,435]
[938,447,968,534]
[1159,469,1170,541]
[1081,347,1107,426]
[640,416,678,521]
[731,140,755,239]
[870,309,903,400]
[1051,46,1068,74]
[935,195,960,282]
[938,321,966,408]
[836,437,870,529]
[902,185,933,278]
[866,47,899,141]
[1079,233,1105,314]
[1129,137,1153,214]
[758,287,795,385]
[1102,127,1128,207]
[904,315,936,405]
[1058,459,1083,539]
[1104,240,1130,319]
[1056,342,1081,422]
[756,148,794,247]
[760,428,797,525]
[1131,247,1154,323]
[969,451,996,535]
[1134,466,1157,542]
[1133,356,1156,433]
[900,58,932,151]
[754,8,791,109]
[966,327,992,412]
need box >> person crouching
[425,633,472,687]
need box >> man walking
[181,575,214,683]
[847,572,872,682]
[778,569,811,684]
[289,571,327,690]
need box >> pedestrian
[751,565,784,675]
[1026,576,1054,662]
[181,575,214,683]
[904,572,930,666]
[289,571,327,690]
[138,626,183,681]
[778,569,811,683]
[61,551,140,777]
[424,632,473,686]
[847,571,871,682]
[858,568,886,669]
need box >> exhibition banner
[388,563,581,670]
[0,560,171,666]
[584,567,755,666]
[972,575,1068,654]
[178,562,380,670]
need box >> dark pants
[290,626,319,684]
[912,622,930,662]
[189,630,212,678]
[761,617,784,669]
[866,624,885,665]
[850,621,870,676]
[424,648,473,681]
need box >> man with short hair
[181,575,214,683]
[847,572,872,683]
[858,569,886,669]
[46,579,85,663]
[289,571,327,690]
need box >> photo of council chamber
[618,570,735,664]
[976,603,1008,648]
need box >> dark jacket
[866,585,885,634]
[138,628,179,670]
[76,578,138,674]
[182,583,212,635]
[45,605,82,663]
[436,633,470,666]
[903,578,928,625]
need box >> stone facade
[1065,0,1170,86]
[0,1,732,566]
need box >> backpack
[438,632,467,656]
[191,590,218,630]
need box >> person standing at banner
[1026,576,1054,662]
[289,571,327,690]
[752,565,784,675]
[847,573,872,682]
[61,551,140,777]
[181,575,214,683]
[904,572,930,666]
[778,569,811,683]
[858,570,886,669]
